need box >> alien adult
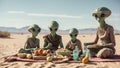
[19,24,41,53]
[66,28,83,54]
[84,7,116,58]
[43,21,64,52]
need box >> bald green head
[69,28,78,35]
[48,21,59,29]
[69,28,79,42]
[48,21,59,36]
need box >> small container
[73,46,80,60]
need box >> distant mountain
[0,26,29,33]
[0,26,49,33]
[0,26,119,34]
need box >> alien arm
[36,39,40,48]
[78,40,83,54]
[59,39,64,48]
[22,39,34,52]
[24,39,37,51]
[104,27,116,47]
[65,42,73,51]
[43,39,49,49]
[24,39,30,49]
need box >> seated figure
[19,24,41,53]
[84,7,116,58]
[43,21,64,52]
[66,28,83,54]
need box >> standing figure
[84,7,116,58]
[19,24,41,53]
[66,28,83,54]
[43,21,64,51]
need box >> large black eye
[70,34,72,37]
[101,14,105,17]
[50,28,52,31]
[55,28,58,31]
[38,28,40,32]
[74,34,77,37]
[70,34,77,37]
[95,14,98,18]
[32,28,35,32]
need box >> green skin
[66,34,78,51]
[19,25,40,53]
[69,28,78,43]
[66,28,78,50]
[71,34,77,43]
[43,22,64,50]
[25,29,40,50]
[84,12,107,48]
[96,15,106,29]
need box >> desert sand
[0,33,120,68]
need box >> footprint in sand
[38,62,48,68]
[10,62,18,66]
[25,62,33,66]
[44,62,56,68]
[0,63,8,66]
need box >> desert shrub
[0,31,10,38]
[115,32,120,35]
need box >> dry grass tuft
[0,31,10,38]
[115,32,120,35]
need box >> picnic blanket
[90,55,120,62]
[4,54,120,63]
[4,54,80,63]
[4,54,46,62]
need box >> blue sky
[0,0,120,30]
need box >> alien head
[28,24,41,37]
[69,28,78,41]
[92,7,111,18]
[48,21,59,35]
[92,7,111,25]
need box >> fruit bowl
[56,52,72,56]
[56,48,72,56]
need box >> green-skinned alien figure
[84,7,116,58]
[66,28,83,54]
[43,21,64,51]
[19,24,41,53]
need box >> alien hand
[86,45,97,48]
[69,45,75,49]
[46,43,53,49]
[84,43,91,46]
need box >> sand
[0,33,120,68]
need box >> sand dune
[0,33,120,68]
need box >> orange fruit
[34,50,39,56]
[38,49,43,55]
[42,50,47,55]
[81,56,89,64]
[46,49,51,54]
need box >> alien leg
[96,48,114,58]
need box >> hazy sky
[0,0,120,30]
